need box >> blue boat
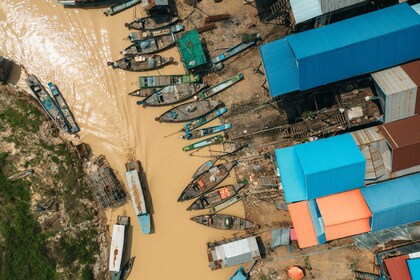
[47,82,80,134]
[125,160,151,234]
[182,124,232,140]
[103,0,142,16]
[25,75,68,132]
[211,41,257,64]
[183,107,228,132]
[58,0,122,7]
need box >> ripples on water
[0,0,128,154]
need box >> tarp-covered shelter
[276,133,365,203]
[316,189,371,241]
[361,172,420,232]
[260,3,420,98]
[177,29,207,70]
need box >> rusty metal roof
[380,115,420,149]
[384,255,411,280]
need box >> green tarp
[177,29,207,70]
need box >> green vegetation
[0,99,43,132]
[0,154,56,280]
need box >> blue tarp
[276,134,365,203]
[260,39,299,97]
[260,3,420,98]
[361,172,420,232]
[408,258,420,279]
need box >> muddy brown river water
[0,1,245,279]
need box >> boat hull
[192,214,256,230]
[184,124,232,140]
[139,74,200,89]
[128,25,184,42]
[125,16,179,30]
[104,0,141,16]
[156,100,220,123]
[178,161,237,202]
[58,0,121,7]
[108,55,173,72]
[138,83,207,107]
[138,214,151,234]
[211,41,256,64]
[182,135,223,152]
[183,107,227,132]
[197,74,244,100]
[122,34,177,56]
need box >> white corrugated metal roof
[321,0,367,13]
[372,66,417,95]
[412,3,420,15]
[109,224,126,272]
[215,237,260,261]
[290,0,323,24]
[125,170,147,215]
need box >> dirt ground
[177,1,380,279]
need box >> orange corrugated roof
[323,219,371,241]
[384,255,411,280]
[316,189,371,226]
[288,201,318,248]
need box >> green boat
[183,107,227,132]
[196,73,244,100]
[139,74,200,89]
[182,135,223,152]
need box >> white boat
[109,216,130,280]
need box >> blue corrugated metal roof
[275,134,365,202]
[275,147,306,202]
[308,200,327,244]
[260,3,420,97]
[413,3,420,15]
[260,39,299,98]
[408,258,420,279]
[289,0,322,24]
[361,172,420,232]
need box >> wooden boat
[137,83,208,107]
[187,180,247,210]
[25,75,68,132]
[121,33,177,56]
[103,0,141,16]
[196,73,244,100]
[156,100,220,123]
[125,161,150,234]
[183,107,227,132]
[210,194,243,214]
[128,25,184,42]
[182,124,231,140]
[191,144,248,179]
[128,87,160,97]
[139,74,200,89]
[211,40,258,64]
[125,16,179,30]
[47,82,80,134]
[120,257,135,280]
[58,0,121,7]
[109,215,130,280]
[107,54,173,72]
[182,135,224,152]
[177,161,237,202]
[191,214,256,230]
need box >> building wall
[324,218,371,240]
[371,202,420,232]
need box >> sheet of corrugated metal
[362,145,386,180]
[307,200,326,244]
[384,255,411,280]
[350,126,384,146]
[320,0,366,13]
[260,39,299,98]
[316,189,371,240]
[372,66,417,123]
[379,115,420,171]
[290,0,322,24]
[288,201,319,248]
[361,172,420,231]
[275,147,307,203]
[401,60,420,114]
[125,170,147,216]
[412,3,420,15]
[295,134,365,199]
[407,258,420,279]
[287,3,420,91]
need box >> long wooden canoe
[178,161,237,202]
[107,55,173,72]
[121,33,177,56]
[196,73,244,100]
[156,100,220,123]
[128,25,184,42]
[125,16,179,30]
[187,180,248,210]
[182,124,231,140]
[139,74,200,89]
[191,214,256,230]
[183,107,227,132]
[182,135,223,152]
[137,83,208,107]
